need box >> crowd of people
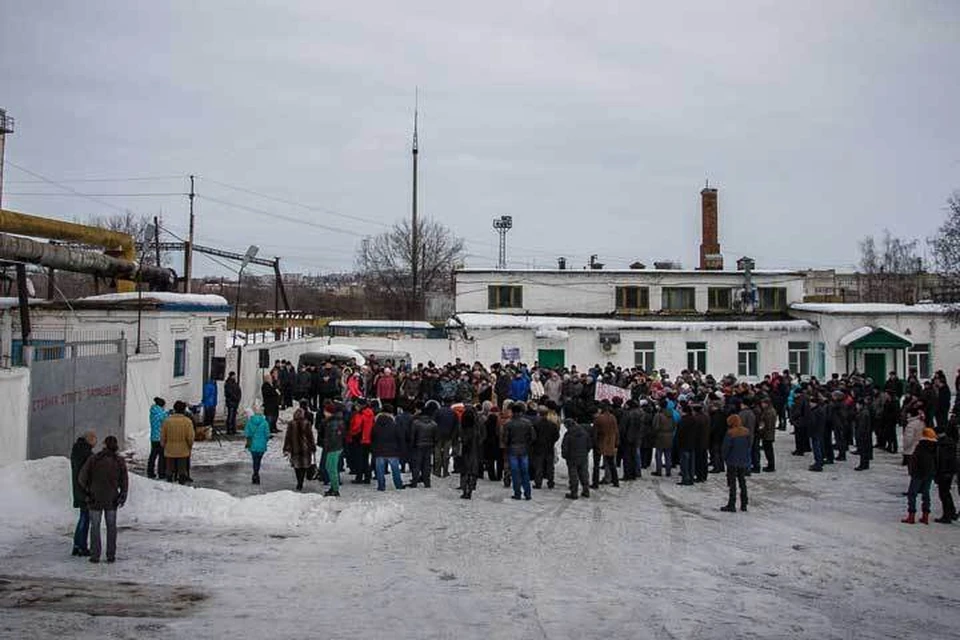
[254,358,960,520]
[67,357,960,564]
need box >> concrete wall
[455,270,806,315]
[0,367,30,466]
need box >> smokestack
[699,184,723,270]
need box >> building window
[908,344,931,379]
[758,287,788,311]
[738,342,759,378]
[487,285,523,309]
[174,339,187,378]
[662,287,696,312]
[616,286,649,312]
[788,341,810,376]
[686,341,707,373]
[708,287,732,311]
[634,341,655,372]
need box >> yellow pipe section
[0,208,137,292]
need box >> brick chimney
[699,186,723,270]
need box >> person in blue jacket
[510,371,531,402]
[721,413,752,513]
[244,405,271,485]
[147,397,168,479]
[202,379,218,428]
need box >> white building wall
[455,270,806,315]
[791,309,960,380]
[124,353,163,454]
[0,367,30,467]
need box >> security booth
[840,326,913,387]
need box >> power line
[5,191,184,197]
[200,176,390,229]
[197,194,371,238]
[5,175,183,184]
[156,223,239,274]
[6,161,133,215]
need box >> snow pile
[0,457,403,553]
[450,312,815,332]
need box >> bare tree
[356,218,464,319]
[858,229,921,302]
[88,211,168,267]
[929,192,960,318]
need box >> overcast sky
[2,1,958,278]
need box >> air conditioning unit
[599,332,621,352]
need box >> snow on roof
[838,326,874,346]
[457,268,803,276]
[791,303,950,315]
[79,292,230,310]
[0,297,42,310]
[839,325,913,347]
[328,320,435,329]
[448,312,816,332]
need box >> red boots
[901,512,931,525]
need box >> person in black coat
[458,407,482,499]
[934,426,958,523]
[561,419,591,499]
[261,374,281,433]
[70,432,96,557]
[621,402,644,480]
[371,405,405,491]
[409,403,438,488]
[530,408,560,489]
[854,398,874,471]
[482,408,503,481]
[808,395,827,472]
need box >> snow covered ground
[2,433,960,640]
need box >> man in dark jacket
[70,431,96,557]
[433,402,457,478]
[854,398,874,471]
[530,408,560,489]
[78,435,128,563]
[371,405,405,491]
[934,426,958,523]
[409,402,438,488]
[693,403,711,482]
[808,395,827,472]
[224,372,242,434]
[676,404,698,486]
[790,389,811,456]
[561,419,591,499]
[621,402,644,480]
[721,415,751,513]
[505,402,536,500]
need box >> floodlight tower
[493,215,513,269]
[0,109,15,211]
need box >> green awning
[841,326,912,350]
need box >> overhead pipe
[0,208,138,291]
[0,232,175,288]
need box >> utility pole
[184,174,195,293]
[0,108,14,213]
[410,90,419,320]
[153,215,161,267]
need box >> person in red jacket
[350,399,376,484]
[375,368,397,405]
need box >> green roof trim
[846,327,912,350]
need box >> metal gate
[28,339,126,459]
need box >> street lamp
[232,245,259,347]
[135,223,156,355]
